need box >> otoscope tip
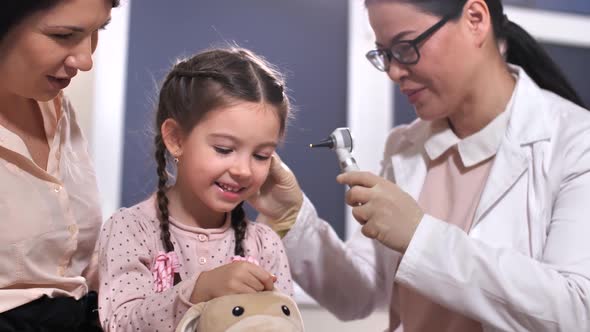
[309,138,334,149]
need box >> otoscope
[309,127,359,173]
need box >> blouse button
[198,234,208,242]
[198,257,207,265]
[67,224,78,234]
[54,185,62,193]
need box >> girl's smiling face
[172,101,281,218]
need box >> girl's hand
[248,154,303,237]
[337,171,423,253]
[190,261,275,303]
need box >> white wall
[64,1,131,219]
[63,70,95,141]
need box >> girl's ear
[161,119,184,158]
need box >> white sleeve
[282,195,400,321]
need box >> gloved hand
[248,154,303,238]
[337,171,423,253]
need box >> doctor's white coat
[283,68,590,331]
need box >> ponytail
[501,18,586,108]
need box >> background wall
[120,0,350,239]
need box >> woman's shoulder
[516,70,590,137]
[383,118,429,158]
[534,90,590,152]
[527,91,590,179]
[542,90,590,126]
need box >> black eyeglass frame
[366,14,453,70]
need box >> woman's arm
[283,196,399,321]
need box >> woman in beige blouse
[0,0,119,331]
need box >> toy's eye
[232,306,245,317]
[281,305,291,316]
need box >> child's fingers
[235,280,263,294]
[246,265,276,291]
[240,273,266,292]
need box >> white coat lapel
[472,66,551,228]
[472,140,529,225]
[392,150,427,200]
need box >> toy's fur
[176,291,304,332]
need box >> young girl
[97,47,294,331]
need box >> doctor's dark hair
[365,0,585,108]
[0,0,120,42]
[153,47,291,283]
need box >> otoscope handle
[335,148,359,173]
[340,156,359,173]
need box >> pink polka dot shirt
[97,195,293,331]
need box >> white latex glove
[337,171,423,253]
[248,154,303,238]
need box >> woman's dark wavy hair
[153,47,291,284]
[1,0,120,42]
[365,0,585,108]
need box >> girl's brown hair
[153,47,291,283]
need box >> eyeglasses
[366,15,452,71]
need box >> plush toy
[175,291,305,332]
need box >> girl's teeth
[219,183,239,192]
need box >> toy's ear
[175,302,207,332]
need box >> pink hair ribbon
[230,255,260,266]
[152,251,180,293]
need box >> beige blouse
[393,108,512,332]
[0,92,101,312]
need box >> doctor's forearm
[283,196,385,320]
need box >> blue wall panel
[121,0,349,237]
